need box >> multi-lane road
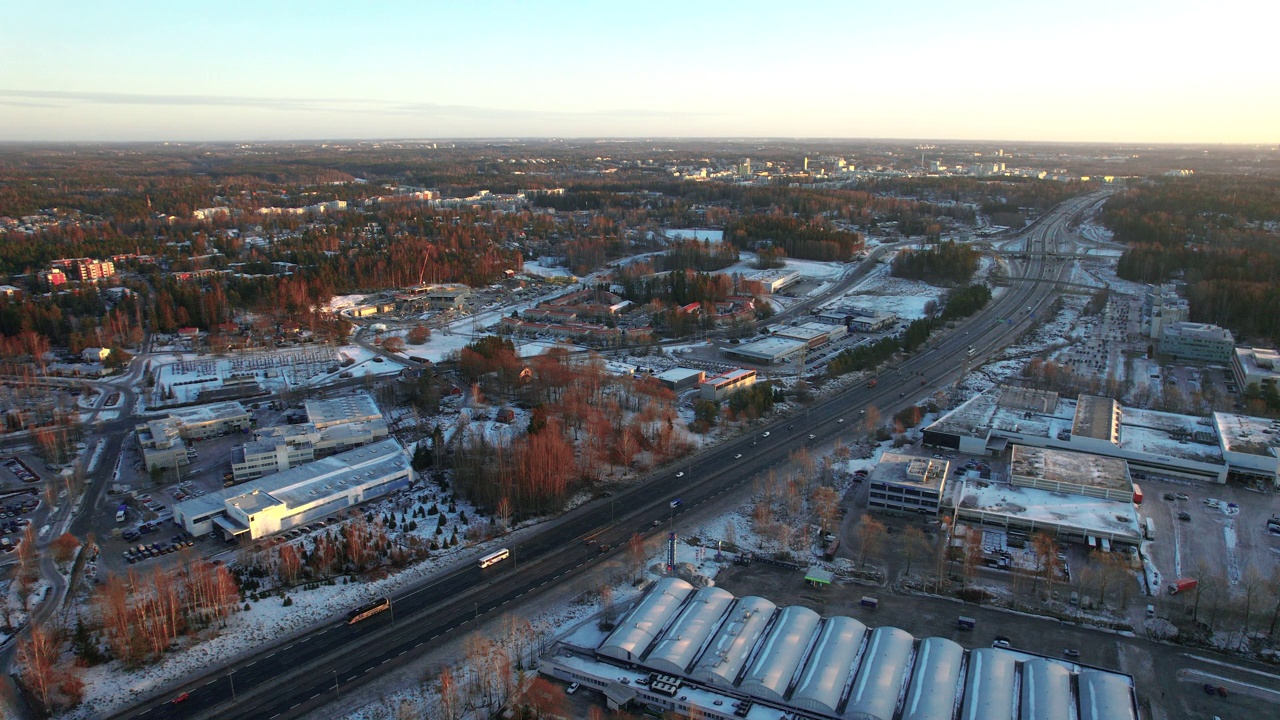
[120,194,1101,720]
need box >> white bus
[479,548,510,569]
[1144,517,1156,540]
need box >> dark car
[1063,648,1080,659]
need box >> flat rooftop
[305,392,381,428]
[168,401,248,425]
[956,478,1142,540]
[773,325,827,341]
[1010,446,1130,491]
[1072,395,1119,442]
[655,367,704,383]
[176,438,408,519]
[871,452,949,492]
[731,336,807,358]
[1214,411,1280,458]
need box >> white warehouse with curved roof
[691,595,777,687]
[541,581,1140,720]
[902,636,965,720]
[738,605,821,702]
[643,586,734,675]
[598,577,693,663]
[790,616,867,715]
[846,626,916,720]
[1021,659,1072,720]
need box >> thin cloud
[0,89,717,123]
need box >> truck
[1132,483,1144,505]
[866,378,878,388]
[1169,578,1198,595]
[957,616,976,630]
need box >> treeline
[827,284,992,377]
[890,241,980,283]
[1107,176,1280,341]
[617,268,734,307]
[724,215,864,262]
[657,240,740,273]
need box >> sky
[0,0,1275,144]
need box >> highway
[119,193,1103,720]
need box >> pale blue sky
[1,0,1274,142]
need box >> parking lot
[1136,473,1280,600]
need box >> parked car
[1063,649,1080,658]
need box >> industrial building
[734,269,800,295]
[816,306,898,332]
[867,453,950,515]
[1157,321,1234,363]
[722,336,808,365]
[699,368,758,401]
[1009,446,1132,502]
[136,401,253,471]
[773,322,846,348]
[654,367,706,392]
[541,578,1138,720]
[174,438,412,541]
[921,387,1280,485]
[1232,346,1280,394]
[231,392,389,482]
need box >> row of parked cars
[123,533,196,563]
[4,459,39,483]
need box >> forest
[1106,176,1280,341]
[890,240,980,283]
[724,214,864,262]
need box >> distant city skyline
[0,0,1274,144]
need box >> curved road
[121,193,1103,720]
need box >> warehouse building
[654,367,706,392]
[699,368,758,401]
[922,387,1233,484]
[722,336,808,365]
[542,578,1138,720]
[231,393,389,481]
[136,401,252,470]
[1009,446,1132,502]
[174,438,412,540]
[1232,346,1280,394]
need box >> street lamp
[333,669,340,697]
[229,669,236,700]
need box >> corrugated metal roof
[846,626,915,720]
[961,648,1016,720]
[738,605,821,702]
[644,586,734,675]
[689,596,776,687]
[789,616,866,715]
[902,637,964,720]
[1078,670,1136,720]
[1021,659,1071,720]
[599,578,693,663]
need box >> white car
[566,682,580,695]
[676,471,684,478]
[837,418,845,424]
[734,454,742,459]
[762,431,770,438]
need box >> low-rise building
[81,347,111,363]
[867,453,949,515]
[722,336,808,365]
[231,393,389,481]
[1157,321,1234,363]
[654,368,706,392]
[136,401,252,470]
[174,439,413,541]
[700,368,757,401]
[1009,446,1132,501]
[1232,346,1280,394]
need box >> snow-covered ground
[150,345,407,406]
[520,261,575,279]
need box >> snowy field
[520,261,575,279]
[662,228,724,243]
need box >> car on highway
[734,453,742,459]
[837,418,844,423]
[1063,648,1080,659]
[172,692,190,704]
[761,431,770,438]
[675,471,684,477]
